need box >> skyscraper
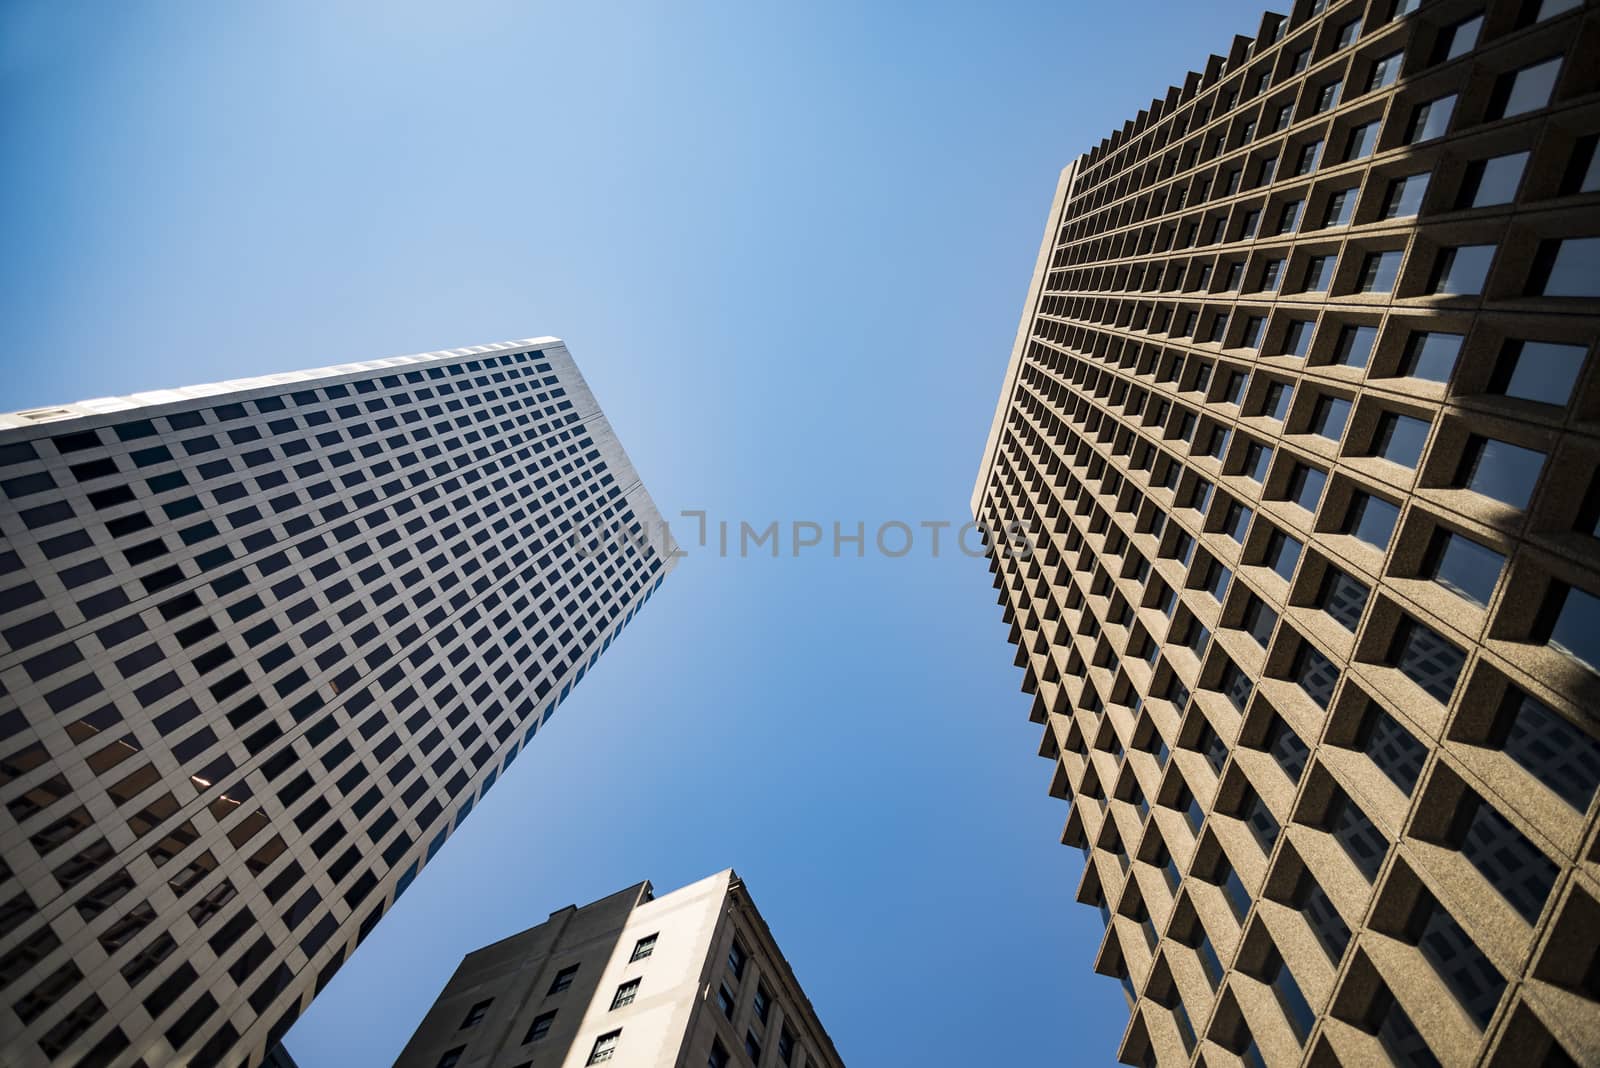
[0,338,676,1068]
[974,1,1600,1064]
[392,870,843,1068]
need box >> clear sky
[3,0,1276,1063]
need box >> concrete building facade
[974,0,1600,1064]
[0,338,675,1067]
[392,871,843,1068]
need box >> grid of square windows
[0,341,673,1068]
[978,0,1600,1063]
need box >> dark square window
[1241,595,1277,646]
[1295,870,1350,963]
[1292,642,1339,708]
[1455,436,1545,510]
[1389,619,1465,703]
[1357,250,1404,293]
[1560,133,1600,195]
[460,998,492,1029]
[1319,569,1371,631]
[1489,339,1586,406]
[1450,793,1556,923]
[1359,702,1427,794]
[1323,187,1358,227]
[587,1029,620,1064]
[1332,325,1377,368]
[1428,244,1495,295]
[1457,152,1528,209]
[1285,463,1327,512]
[1282,319,1314,358]
[1381,172,1430,219]
[1308,394,1352,441]
[1398,331,1462,382]
[1243,441,1272,482]
[1421,529,1503,606]
[524,1010,556,1043]
[1349,401,1413,463]
[1486,56,1562,120]
[1327,786,1387,880]
[1237,785,1280,853]
[1433,14,1482,63]
[1540,582,1600,674]
[1527,237,1600,298]
[610,978,640,1010]
[1493,687,1600,810]
[1408,895,1505,1028]
[1262,527,1302,583]
[1262,381,1293,422]
[1300,254,1334,292]
[548,964,579,995]
[1264,715,1308,781]
[1406,94,1456,143]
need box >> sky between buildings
[4,0,1279,1062]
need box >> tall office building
[0,338,676,1068]
[392,870,843,1068]
[975,1,1600,1064]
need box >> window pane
[1278,200,1304,233]
[1498,687,1600,811]
[1309,395,1352,441]
[1391,620,1465,703]
[1454,795,1556,923]
[1458,437,1545,509]
[1535,0,1582,17]
[1264,529,1302,582]
[1546,583,1600,673]
[1382,172,1430,219]
[1320,570,1370,630]
[1361,703,1426,794]
[1371,412,1431,467]
[1438,15,1482,62]
[1294,643,1339,708]
[1358,251,1403,293]
[1266,716,1309,781]
[1431,244,1495,295]
[1369,50,1404,90]
[1333,325,1378,368]
[1458,152,1528,208]
[1283,320,1315,357]
[1346,122,1379,160]
[1328,787,1387,880]
[1346,492,1400,550]
[1302,255,1334,292]
[1399,331,1462,383]
[1288,464,1327,511]
[1532,237,1600,297]
[1407,94,1456,143]
[1323,189,1358,227]
[1298,873,1349,964]
[1425,530,1504,606]
[1492,57,1562,119]
[1414,898,1505,1028]
[1264,382,1293,421]
[1494,340,1586,405]
[1243,596,1277,644]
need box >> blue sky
[3,1,1275,1063]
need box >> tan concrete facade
[974,1,1600,1064]
[392,871,844,1068]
